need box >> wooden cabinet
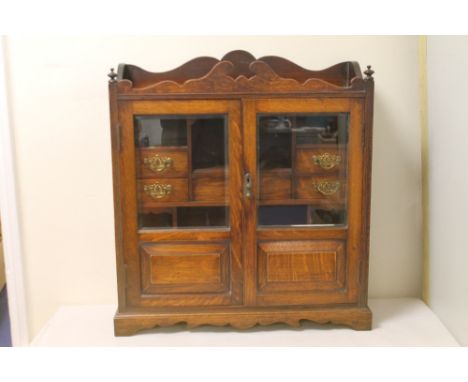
[108,50,375,335]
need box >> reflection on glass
[138,207,229,229]
[135,115,229,229]
[177,207,228,228]
[257,114,348,227]
[135,116,187,147]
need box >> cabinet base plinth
[114,306,372,336]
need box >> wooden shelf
[258,199,345,207]
[139,201,228,210]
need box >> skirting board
[31,298,459,346]
[115,305,372,336]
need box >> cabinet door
[243,98,365,306]
[118,100,243,308]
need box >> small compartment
[260,169,291,200]
[135,116,187,147]
[138,208,173,229]
[295,145,345,174]
[295,114,348,145]
[258,115,292,170]
[191,117,227,170]
[138,147,188,178]
[177,207,229,228]
[296,175,345,202]
[192,167,227,202]
[138,178,188,205]
[258,205,308,226]
[309,206,346,225]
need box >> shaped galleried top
[112,50,369,95]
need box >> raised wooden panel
[266,252,336,282]
[138,147,188,178]
[151,254,221,284]
[140,242,229,294]
[258,240,345,293]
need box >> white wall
[3,36,422,340]
[427,36,468,346]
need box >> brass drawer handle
[143,155,173,173]
[143,183,173,199]
[312,153,341,170]
[313,180,340,196]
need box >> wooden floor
[31,298,459,346]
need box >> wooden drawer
[260,169,291,200]
[296,175,346,202]
[192,167,228,202]
[295,145,345,174]
[138,178,188,206]
[138,147,188,178]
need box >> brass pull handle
[143,183,172,199]
[143,155,173,173]
[244,173,252,198]
[312,153,341,170]
[313,180,340,196]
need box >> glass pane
[257,113,348,227]
[135,116,187,147]
[135,115,229,229]
[138,207,229,229]
[177,207,228,228]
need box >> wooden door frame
[117,99,243,309]
[242,97,364,306]
[0,36,30,346]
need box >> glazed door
[243,98,364,306]
[119,100,243,308]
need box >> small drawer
[296,175,346,202]
[192,167,228,202]
[260,169,291,200]
[138,178,188,205]
[138,147,188,178]
[295,145,345,174]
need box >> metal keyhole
[244,173,252,198]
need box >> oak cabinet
[108,50,375,335]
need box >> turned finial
[108,68,117,83]
[364,65,374,81]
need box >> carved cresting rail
[110,50,372,96]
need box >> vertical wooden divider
[242,99,258,306]
[187,118,193,202]
[291,115,297,200]
[228,101,244,305]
